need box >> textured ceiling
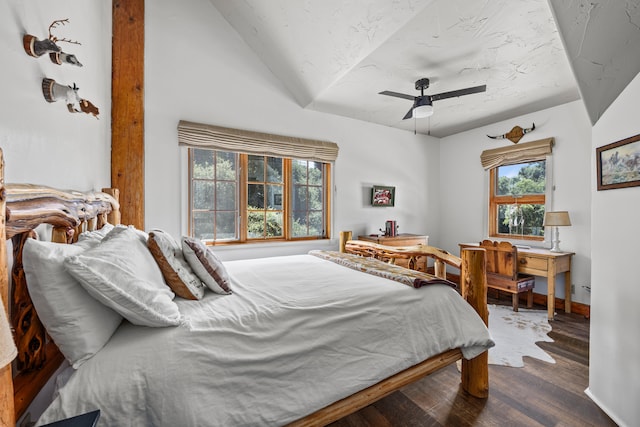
[549,0,640,125]
[209,0,640,137]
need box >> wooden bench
[462,240,535,312]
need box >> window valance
[480,137,554,169]
[178,120,339,163]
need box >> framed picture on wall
[596,134,640,191]
[371,185,395,206]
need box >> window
[489,160,546,240]
[179,120,337,243]
[291,160,325,238]
[191,150,239,241]
[189,148,330,243]
[481,137,554,241]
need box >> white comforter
[36,254,493,426]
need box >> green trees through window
[492,160,546,239]
[190,149,329,242]
[291,159,324,238]
[192,150,238,241]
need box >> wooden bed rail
[5,184,120,240]
[338,230,461,279]
[0,154,121,423]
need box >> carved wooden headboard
[0,149,121,423]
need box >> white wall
[0,2,112,424]
[588,72,640,427]
[144,0,441,260]
[0,0,111,190]
[440,101,593,304]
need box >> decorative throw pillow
[23,238,123,368]
[65,227,181,327]
[182,237,232,294]
[148,230,205,300]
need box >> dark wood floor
[329,301,617,427]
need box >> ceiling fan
[379,78,487,120]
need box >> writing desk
[460,244,574,320]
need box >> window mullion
[324,163,331,238]
[493,194,544,204]
[239,154,248,242]
[283,159,291,239]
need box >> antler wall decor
[23,19,83,67]
[487,123,535,144]
[42,78,99,119]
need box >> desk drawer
[518,255,548,275]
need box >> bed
[0,156,492,426]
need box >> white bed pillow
[182,237,232,294]
[102,224,149,243]
[77,223,115,244]
[65,228,181,327]
[148,230,205,300]
[23,238,123,368]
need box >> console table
[460,243,574,320]
[358,233,428,271]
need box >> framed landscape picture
[597,134,640,191]
[371,185,395,206]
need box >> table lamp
[543,211,571,252]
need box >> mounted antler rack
[23,19,82,67]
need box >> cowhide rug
[487,304,555,367]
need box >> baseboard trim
[531,293,590,318]
[585,388,627,427]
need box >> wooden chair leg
[512,293,519,312]
[526,289,533,308]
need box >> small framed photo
[597,134,640,191]
[371,185,395,207]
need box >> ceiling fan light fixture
[413,98,433,118]
[380,78,485,121]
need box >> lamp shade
[543,211,571,227]
[0,307,17,368]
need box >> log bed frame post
[460,247,489,398]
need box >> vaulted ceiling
[209,0,640,137]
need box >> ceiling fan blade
[402,106,414,120]
[430,85,486,102]
[379,90,416,101]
